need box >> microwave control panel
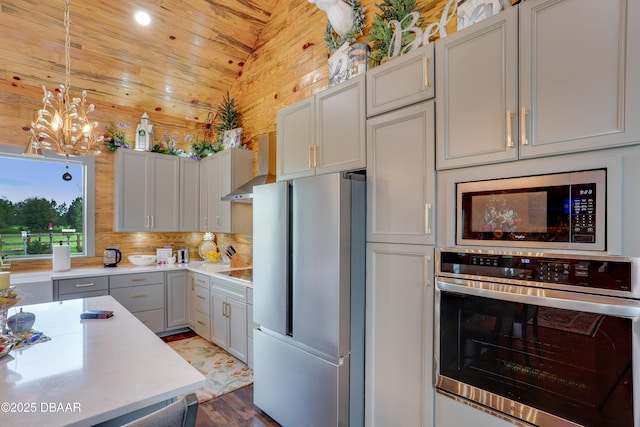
[570,182,597,243]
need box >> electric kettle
[103,247,122,267]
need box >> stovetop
[217,268,253,283]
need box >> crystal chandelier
[26,0,103,157]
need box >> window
[0,145,95,259]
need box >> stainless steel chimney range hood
[221,133,276,202]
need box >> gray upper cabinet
[199,148,253,233]
[114,149,180,231]
[366,101,436,245]
[436,0,640,169]
[277,74,366,181]
[277,96,314,180]
[366,43,434,118]
[179,157,199,231]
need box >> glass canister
[348,43,370,79]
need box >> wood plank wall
[3,0,453,273]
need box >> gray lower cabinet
[210,277,248,363]
[166,271,189,329]
[55,276,109,301]
[246,287,254,369]
[109,272,165,333]
[188,272,211,341]
[365,243,434,427]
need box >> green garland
[368,0,424,65]
[324,0,367,51]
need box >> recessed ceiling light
[135,11,151,26]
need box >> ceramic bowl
[128,255,157,266]
[8,308,35,333]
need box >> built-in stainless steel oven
[435,248,640,427]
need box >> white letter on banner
[388,12,424,58]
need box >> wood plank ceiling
[0,0,276,122]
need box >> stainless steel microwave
[457,169,606,251]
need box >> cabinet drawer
[192,284,209,315]
[59,289,109,301]
[57,276,109,296]
[191,273,209,288]
[133,308,165,333]
[110,272,164,289]
[190,309,210,340]
[211,277,246,302]
[110,283,164,313]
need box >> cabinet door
[436,6,518,169]
[114,149,149,231]
[114,150,180,231]
[227,297,248,363]
[367,43,435,117]
[277,97,315,181]
[189,273,210,340]
[179,157,199,231]
[166,271,188,329]
[210,289,228,349]
[148,154,180,231]
[316,74,366,175]
[216,148,253,233]
[198,156,214,231]
[366,243,434,427]
[519,0,640,157]
[367,102,435,245]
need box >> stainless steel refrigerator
[253,172,365,427]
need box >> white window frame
[0,144,96,259]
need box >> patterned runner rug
[167,336,253,403]
[535,306,604,337]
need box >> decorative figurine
[135,112,154,151]
[308,0,355,37]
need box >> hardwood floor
[161,331,281,426]
[196,384,280,426]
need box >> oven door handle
[436,278,640,319]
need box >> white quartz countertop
[0,295,205,427]
[48,261,252,286]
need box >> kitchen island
[0,295,205,427]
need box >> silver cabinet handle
[131,294,147,298]
[308,146,313,168]
[506,111,514,148]
[145,216,149,228]
[424,255,432,287]
[520,107,528,145]
[197,320,205,326]
[197,295,205,300]
[423,56,431,88]
[425,203,432,235]
[75,283,95,288]
[151,215,155,228]
[132,278,146,282]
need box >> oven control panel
[438,250,633,294]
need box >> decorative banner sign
[385,0,512,60]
